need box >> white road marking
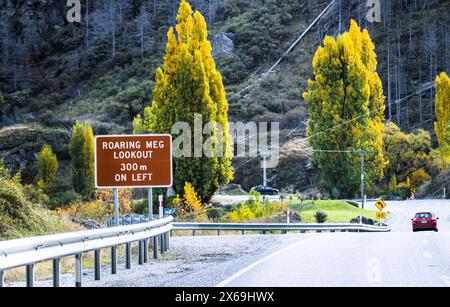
[422,252,433,259]
[216,236,321,287]
[439,276,450,287]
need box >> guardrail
[0,216,173,287]
[172,222,391,235]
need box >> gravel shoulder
[7,234,317,287]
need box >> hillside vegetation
[0,160,69,239]
[0,0,448,198]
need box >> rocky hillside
[0,0,449,190]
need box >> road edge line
[216,236,321,287]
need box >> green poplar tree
[70,122,95,198]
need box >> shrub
[314,211,328,224]
[172,182,207,222]
[228,190,287,222]
[0,160,66,239]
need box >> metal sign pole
[114,188,119,227]
[148,188,153,221]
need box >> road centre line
[216,236,321,287]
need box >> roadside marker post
[148,188,153,220]
[159,195,164,219]
[114,188,119,226]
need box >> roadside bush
[45,190,82,210]
[0,160,66,239]
[57,188,132,222]
[314,211,328,223]
[172,183,207,222]
[229,190,287,222]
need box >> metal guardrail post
[166,232,170,250]
[153,236,158,259]
[75,253,82,287]
[111,246,117,274]
[242,230,244,235]
[53,258,60,287]
[0,270,3,287]
[126,243,132,269]
[138,241,144,265]
[193,230,196,236]
[94,250,101,280]
[143,239,148,263]
[160,234,164,254]
[26,264,34,287]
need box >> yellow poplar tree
[434,72,450,161]
[134,0,233,201]
[37,145,58,187]
[303,20,387,197]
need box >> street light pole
[262,153,267,186]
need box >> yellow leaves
[176,0,193,24]
[172,182,207,222]
[37,145,58,187]
[57,189,132,222]
[434,72,450,147]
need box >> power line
[233,81,437,171]
[228,0,337,101]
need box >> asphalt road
[11,199,449,287]
[218,199,450,287]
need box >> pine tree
[134,0,233,201]
[70,122,95,198]
[303,20,387,197]
[434,72,450,150]
[37,145,58,187]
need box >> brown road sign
[375,198,387,211]
[95,134,172,188]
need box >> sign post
[95,134,173,226]
[374,198,387,225]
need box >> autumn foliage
[303,20,386,197]
[134,0,233,201]
[172,182,207,222]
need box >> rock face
[0,124,70,183]
[211,32,235,58]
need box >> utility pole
[360,150,365,210]
[259,148,270,187]
[262,153,267,186]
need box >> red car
[412,212,439,232]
